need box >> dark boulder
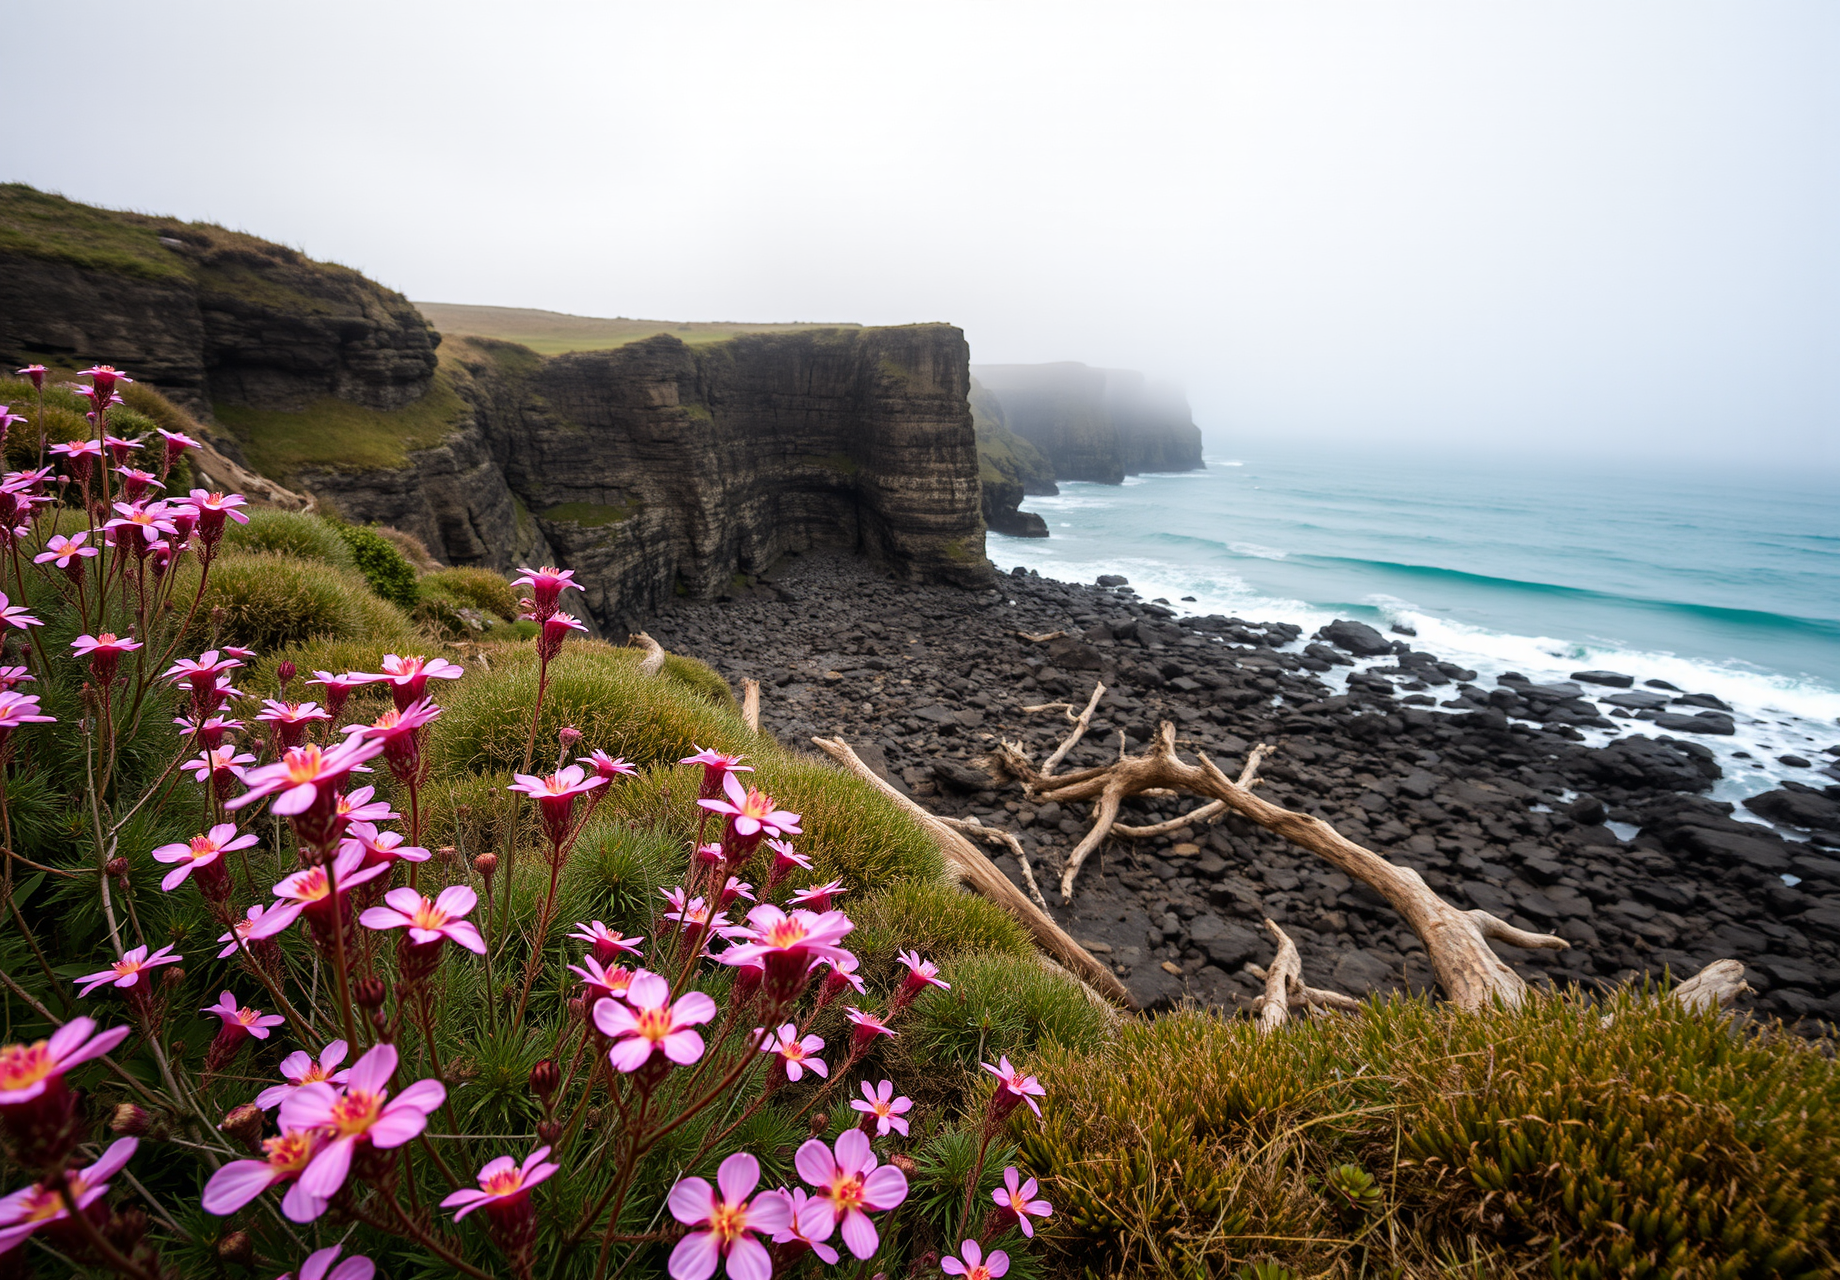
[1745,787,1840,833]
[1571,670,1635,688]
[1314,618,1392,657]
[1602,690,1671,711]
[1653,711,1736,736]
[1673,692,1734,712]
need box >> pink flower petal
[667,1175,715,1225]
[390,1079,447,1117]
[201,1158,277,1214]
[444,920,486,954]
[673,990,717,1028]
[861,1165,908,1211]
[367,1107,430,1149]
[299,1135,356,1200]
[346,1043,398,1094]
[794,1138,837,1190]
[661,1028,705,1065]
[607,1036,655,1073]
[839,1207,879,1259]
[281,1179,328,1223]
[668,1228,722,1280]
[434,884,477,916]
[726,1235,773,1280]
[715,1152,759,1205]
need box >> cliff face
[300,327,990,628]
[0,185,438,415]
[970,377,1055,537]
[970,361,1203,484]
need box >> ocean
[987,450,1840,815]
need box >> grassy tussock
[419,566,519,619]
[214,371,467,480]
[1019,992,1840,1278]
[223,508,357,568]
[187,552,418,652]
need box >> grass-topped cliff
[415,301,862,355]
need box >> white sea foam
[1230,541,1290,560]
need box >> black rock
[1602,690,1671,711]
[1186,914,1263,969]
[931,759,992,793]
[1779,755,1813,768]
[1653,711,1736,736]
[1314,618,1392,657]
[1644,679,1682,691]
[1096,574,1129,587]
[1571,670,1635,688]
[1567,795,1609,826]
[1673,692,1734,712]
[1745,788,1840,833]
[1303,642,1354,667]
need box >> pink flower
[767,1188,840,1265]
[569,956,636,1003]
[698,772,800,844]
[942,1239,1009,1280]
[980,1056,1046,1120]
[341,697,440,781]
[535,611,587,661]
[817,955,866,1004]
[335,785,398,826]
[850,1080,912,1137]
[570,920,644,964]
[0,593,41,631]
[217,904,275,958]
[717,877,755,908]
[0,1018,132,1134]
[793,1127,908,1260]
[766,838,810,885]
[592,971,716,1073]
[440,1144,560,1222]
[113,465,163,501]
[0,667,31,692]
[511,565,577,620]
[104,499,178,545]
[788,880,846,912]
[80,365,134,399]
[0,691,54,734]
[174,713,243,750]
[757,1024,827,1082]
[75,944,181,997]
[892,949,950,1011]
[307,670,368,720]
[680,746,753,800]
[359,886,485,954]
[721,905,854,1001]
[201,1128,326,1223]
[71,632,143,684]
[257,700,331,750]
[256,1040,351,1110]
[339,821,431,869]
[578,749,639,781]
[228,738,385,818]
[508,763,604,846]
[279,1043,447,1201]
[202,991,285,1041]
[151,822,257,893]
[187,489,249,549]
[164,648,243,692]
[33,531,96,571]
[844,1007,895,1048]
[14,365,46,389]
[249,846,389,940]
[665,1151,790,1280]
[0,1137,137,1254]
[991,1166,1053,1238]
[359,653,463,710]
[279,1244,374,1280]
[182,746,256,794]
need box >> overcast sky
[7,1,1835,465]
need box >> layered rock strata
[302,327,990,628]
[0,185,438,415]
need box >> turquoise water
[989,450,1840,805]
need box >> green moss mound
[903,952,1109,1074]
[1020,992,1840,1278]
[420,566,519,620]
[222,508,356,568]
[191,552,416,652]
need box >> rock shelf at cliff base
[649,551,1840,1024]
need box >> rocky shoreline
[647,551,1840,1026]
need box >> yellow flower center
[328,1090,382,1137]
[764,919,809,949]
[292,868,331,904]
[0,1040,54,1091]
[827,1172,866,1213]
[188,835,219,858]
[481,1168,526,1197]
[707,1199,748,1244]
[633,1006,674,1044]
[409,901,449,931]
[739,788,776,819]
[284,747,326,783]
[264,1131,315,1173]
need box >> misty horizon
[7,1,1835,468]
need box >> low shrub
[420,565,519,619]
[903,952,1110,1073]
[851,878,1033,969]
[1019,991,1840,1278]
[190,551,415,651]
[222,507,356,568]
[335,520,419,608]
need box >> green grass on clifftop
[215,369,467,480]
[414,301,861,355]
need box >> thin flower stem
[231,930,319,1045]
[353,1185,497,1280]
[322,855,361,1049]
[56,1175,161,1280]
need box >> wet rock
[1746,787,1840,833]
[1571,670,1635,688]
[1314,618,1392,657]
[1653,711,1736,736]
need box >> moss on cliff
[539,501,636,528]
[215,369,468,481]
[414,301,861,355]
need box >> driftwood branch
[1014,630,1066,644]
[1113,743,1271,838]
[812,736,1134,1009]
[740,678,761,733]
[628,632,667,677]
[943,816,1054,917]
[1672,959,1751,1012]
[1038,681,1106,777]
[1247,919,1364,1034]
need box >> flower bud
[275,659,297,687]
[474,852,498,880]
[567,995,588,1023]
[218,1231,254,1264]
[105,857,129,879]
[808,1112,828,1136]
[354,977,387,1010]
[537,1119,563,1145]
[558,724,582,747]
[111,1104,151,1136]
[219,1103,264,1153]
[889,1153,917,1178]
[436,844,458,866]
[529,1059,560,1099]
[161,966,186,988]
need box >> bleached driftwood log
[628,632,667,677]
[740,678,761,733]
[1247,920,1364,1034]
[942,815,1055,917]
[992,721,1572,1011]
[1672,959,1752,1012]
[812,736,1135,1009]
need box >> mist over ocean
[989,450,1840,811]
